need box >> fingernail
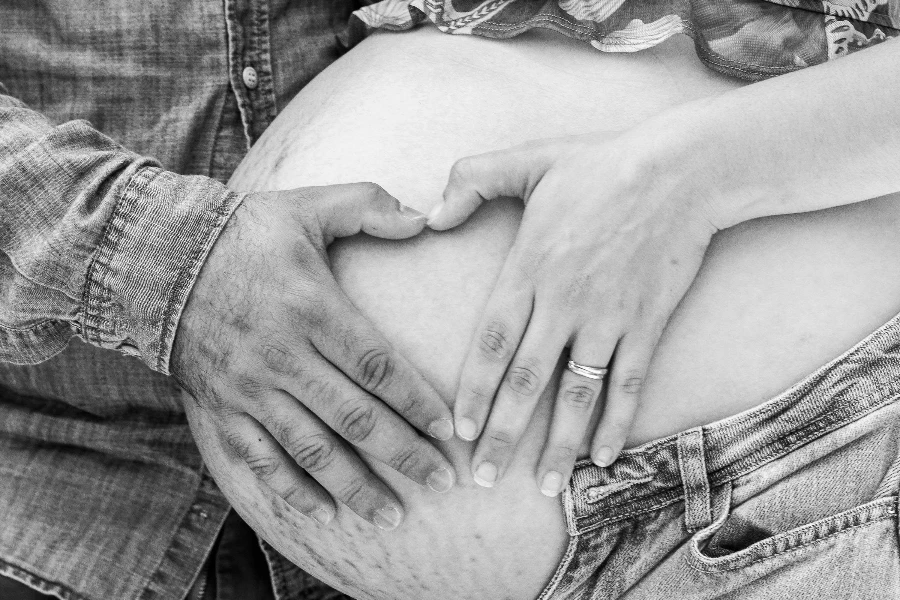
[428,418,454,441]
[374,506,402,531]
[426,203,443,224]
[399,204,427,223]
[593,446,615,467]
[426,467,455,493]
[540,471,564,497]
[456,417,478,441]
[311,508,332,526]
[473,462,497,488]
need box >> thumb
[427,140,560,231]
[312,182,428,242]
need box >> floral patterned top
[350,0,900,80]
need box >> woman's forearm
[638,37,900,230]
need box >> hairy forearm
[637,37,900,229]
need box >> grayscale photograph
[1,1,898,599]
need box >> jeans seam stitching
[0,558,85,600]
[709,391,900,486]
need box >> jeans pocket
[687,440,900,573]
[687,494,898,572]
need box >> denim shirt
[0,1,897,600]
[0,2,358,599]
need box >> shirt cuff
[82,166,245,374]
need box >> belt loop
[561,485,580,536]
[677,427,712,532]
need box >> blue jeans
[541,312,900,599]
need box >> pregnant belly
[189,26,900,600]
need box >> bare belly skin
[185,27,900,600]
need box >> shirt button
[242,66,258,90]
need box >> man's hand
[171,183,456,530]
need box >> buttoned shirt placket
[224,0,279,148]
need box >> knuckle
[293,295,326,331]
[505,361,543,397]
[267,418,294,446]
[486,429,515,448]
[360,182,396,212]
[392,392,419,420]
[303,377,338,408]
[289,433,337,474]
[277,481,311,508]
[561,272,594,306]
[336,402,378,444]
[389,445,422,475]
[225,431,252,460]
[462,381,495,406]
[339,477,369,508]
[260,344,302,378]
[358,181,387,199]
[246,453,280,480]
[233,373,266,398]
[356,347,395,391]
[448,156,478,185]
[478,320,512,361]
[562,384,597,410]
[548,444,579,463]
[617,370,645,397]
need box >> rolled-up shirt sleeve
[0,92,245,374]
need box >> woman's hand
[427,35,900,497]
[429,133,718,496]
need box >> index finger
[453,260,534,442]
[309,287,455,441]
[429,140,560,231]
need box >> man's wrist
[82,166,245,373]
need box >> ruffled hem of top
[348,0,900,82]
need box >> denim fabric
[538,309,900,599]
[0,0,359,372]
[352,0,900,81]
[188,511,276,600]
[0,2,358,599]
[0,20,244,373]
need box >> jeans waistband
[563,311,900,536]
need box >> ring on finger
[566,359,608,380]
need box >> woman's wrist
[628,90,818,232]
[631,37,900,232]
[620,100,752,233]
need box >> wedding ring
[566,360,608,380]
